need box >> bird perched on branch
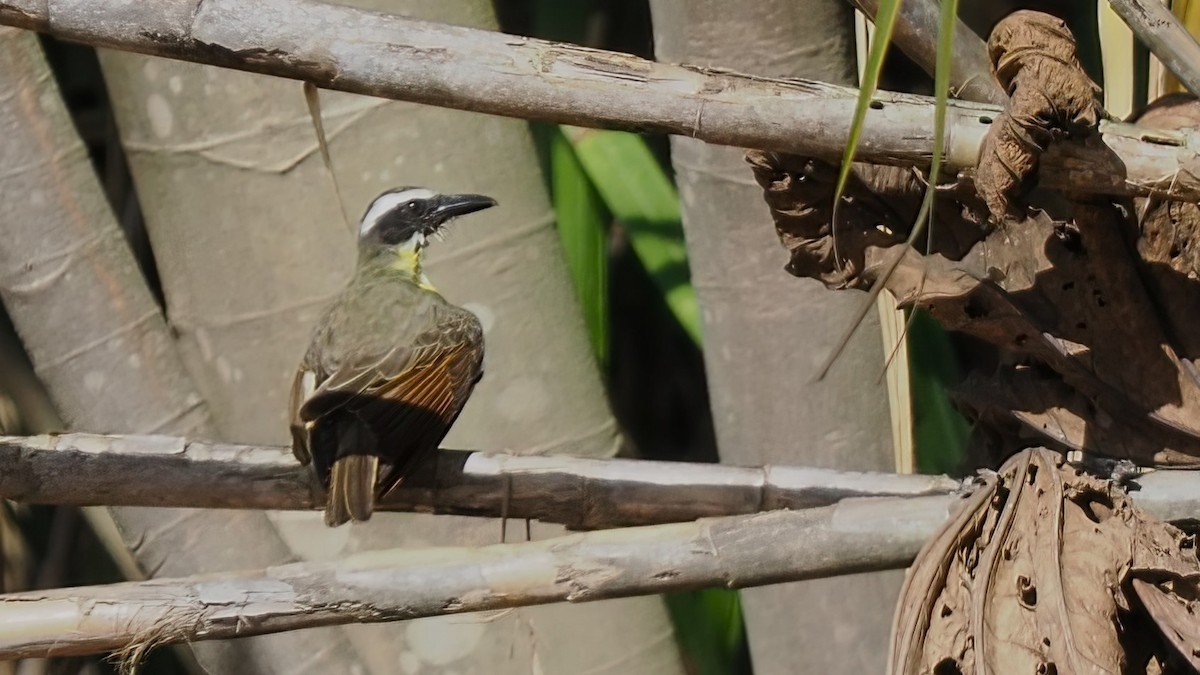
[290,187,494,526]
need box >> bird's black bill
[431,193,497,223]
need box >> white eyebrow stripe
[359,188,438,235]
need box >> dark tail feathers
[325,455,380,527]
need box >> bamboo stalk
[0,24,369,671]
[0,433,959,529]
[0,0,1197,200]
[0,433,1196,660]
[1,434,1197,528]
[0,494,959,660]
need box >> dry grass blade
[303,81,351,233]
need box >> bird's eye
[405,201,419,211]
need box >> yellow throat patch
[389,244,436,292]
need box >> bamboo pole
[0,494,959,660]
[0,433,959,528]
[2,434,1198,527]
[0,0,1197,200]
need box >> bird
[289,187,494,527]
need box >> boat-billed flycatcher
[290,187,494,527]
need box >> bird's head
[356,187,496,269]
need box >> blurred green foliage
[549,128,611,364]
[549,123,746,675]
[564,127,701,345]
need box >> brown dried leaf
[892,450,1200,675]
[746,151,988,291]
[746,11,1200,467]
[976,11,1103,220]
[890,472,1000,673]
[1130,95,1200,392]
[746,151,907,289]
[749,141,1200,465]
[1125,509,1200,673]
[1130,579,1200,671]
[952,368,1200,469]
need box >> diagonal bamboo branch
[1107,0,1200,98]
[1,0,1198,200]
[0,494,961,661]
[0,433,959,528]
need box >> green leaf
[814,0,911,380]
[927,0,957,209]
[563,126,701,345]
[831,0,903,222]
[550,128,610,364]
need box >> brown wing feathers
[369,341,480,494]
[295,319,482,526]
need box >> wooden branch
[0,494,959,660]
[2,0,1199,200]
[0,433,959,529]
[1108,0,1200,98]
